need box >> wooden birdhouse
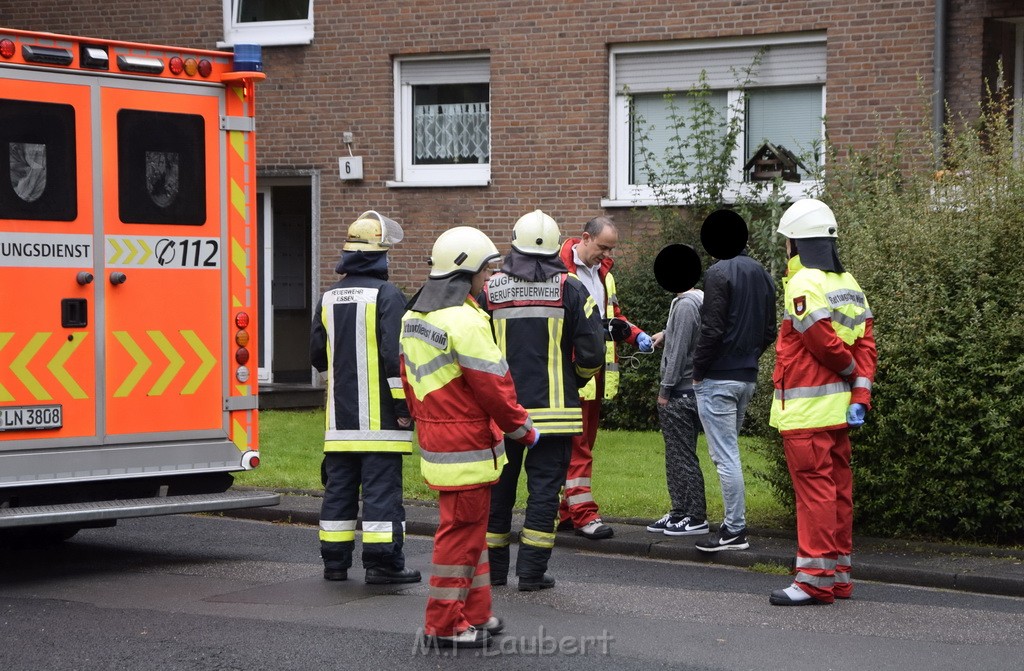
[743,142,807,182]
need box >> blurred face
[578,225,618,266]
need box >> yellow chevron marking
[0,333,14,401]
[231,178,245,219]
[47,332,89,399]
[138,239,153,265]
[235,385,249,396]
[232,237,248,280]
[108,238,124,264]
[232,417,248,451]
[113,331,152,397]
[233,295,243,308]
[230,129,245,159]
[123,238,138,265]
[12,332,52,400]
[181,330,216,394]
[147,330,184,396]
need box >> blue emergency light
[233,44,262,72]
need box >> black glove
[605,317,631,342]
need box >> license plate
[0,404,63,431]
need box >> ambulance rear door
[0,68,98,448]
[99,77,235,458]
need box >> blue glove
[847,403,866,427]
[528,428,542,449]
[637,332,654,353]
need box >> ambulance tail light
[168,56,184,75]
[241,451,261,470]
[0,39,15,59]
[234,312,252,382]
[197,59,213,78]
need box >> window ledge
[386,179,490,188]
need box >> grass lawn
[238,409,792,529]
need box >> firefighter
[768,198,877,606]
[400,226,541,648]
[482,210,605,591]
[557,216,653,539]
[310,211,422,585]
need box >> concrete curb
[224,490,1024,600]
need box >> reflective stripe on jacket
[483,271,604,435]
[400,297,533,490]
[311,280,412,453]
[770,255,878,434]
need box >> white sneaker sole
[696,541,750,552]
[664,527,710,536]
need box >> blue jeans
[694,379,756,532]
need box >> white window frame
[604,33,826,207]
[388,55,491,188]
[219,0,314,48]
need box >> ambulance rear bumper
[0,489,280,529]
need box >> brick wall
[2,1,1000,292]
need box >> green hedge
[611,93,1024,543]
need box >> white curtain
[414,102,490,163]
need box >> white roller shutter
[399,57,490,85]
[616,41,825,93]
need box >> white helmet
[429,226,500,278]
[777,198,838,239]
[512,209,560,256]
[344,210,404,252]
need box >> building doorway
[256,181,314,384]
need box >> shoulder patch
[793,295,807,316]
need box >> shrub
[824,92,1024,542]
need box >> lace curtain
[414,102,489,164]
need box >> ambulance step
[0,490,281,528]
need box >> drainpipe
[933,0,948,166]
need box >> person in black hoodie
[310,210,421,585]
[691,210,777,553]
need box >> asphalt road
[1,514,1022,671]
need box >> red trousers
[783,428,853,603]
[559,372,604,528]
[424,486,493,636]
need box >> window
[390,56,490,187]
[0,99,77,221]
[118,110,206,225]
[607,35,825,206]
[221,0,313,47]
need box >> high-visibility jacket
[770,255,877,434]
[559,238,642,401]
[482,269,604,435]
[400,296,535,490]
[311,273,412,453]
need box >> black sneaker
[646,513,674,533]
[695,525,749,552]
[323,568,348,581]
[664,516,709,536]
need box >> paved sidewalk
[225,490,1024,599]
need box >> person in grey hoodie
[647,286,709,537]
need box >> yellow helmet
[344,210,404,252]
[777,198,838,239]
[429,226,500,278]
[512,209,560,256]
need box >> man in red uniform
[557,216,653,539]
[769,198,877,606]
[401,226,540,647]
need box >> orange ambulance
[0,28,277,541]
